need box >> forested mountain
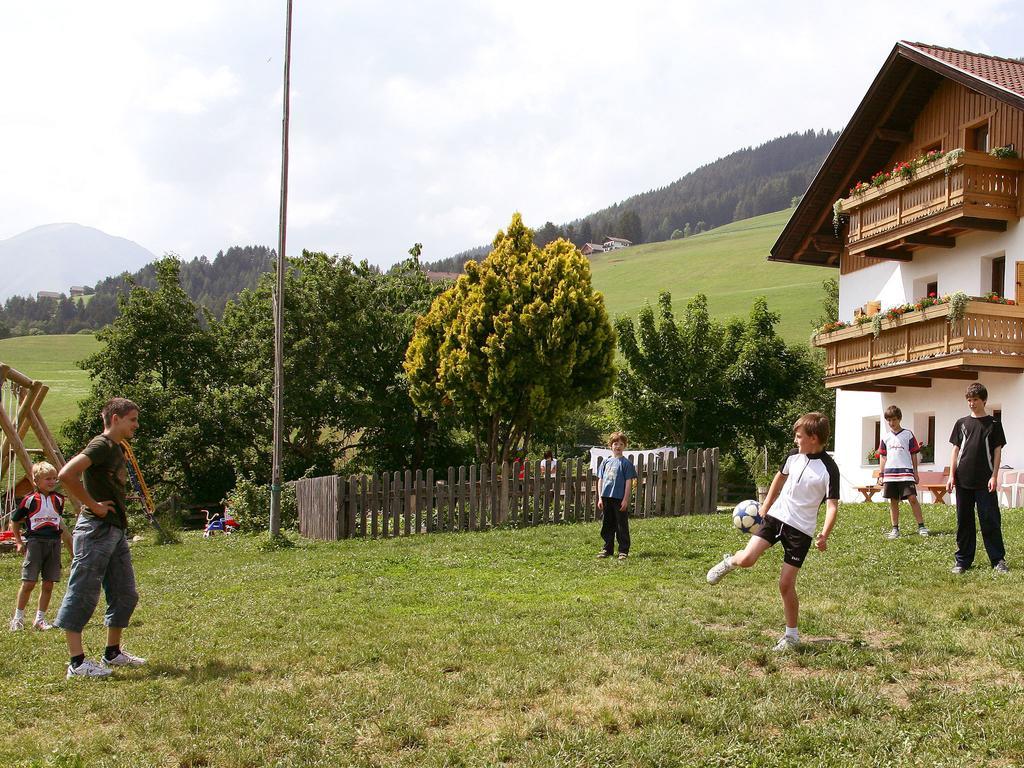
[0,245,273,337]
[424,129,838,273]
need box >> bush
[224,475,297,533]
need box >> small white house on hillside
[603,236,632,250]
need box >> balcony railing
[814,301,1024,386]
[839,150,1024,255]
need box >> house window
[969,122,990,152]
[926,280,938,299]
[925,415,936,463]
[992,256,1005,297]
[922,141,942,154]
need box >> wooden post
[444,466,452,532]
[457,465,467,531]
[587,458,596,521]
[425,469,435,533]
[402,469,411,536]
[391,471,401,537]
[695,450,706,515]
[375,473,385,538]
[359,475,368,537]
[713,448,721,511]
[500,461,510,525]
[346,475,358,538]
[534,460,543,525]
[468,463,477,531]
[552,460,562,523]
[646,452,656,517]
[509,462,520,527]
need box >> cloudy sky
[1,1,1021,267]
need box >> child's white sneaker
[917,525,930,536]
[104,650,147,667]
[9,617,24,631]
[32,618,54,631]
[706,554,736,584]
[885,527,899,540]
[67,659,112,679]
[773,635,800,652]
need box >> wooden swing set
[0,361,68,527]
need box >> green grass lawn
[4,503,1023,767]
[0,334,100,448]
[589,210,829,344]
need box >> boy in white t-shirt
[877,405,928,539]
[9,462,73,631]
[706,413,839,651]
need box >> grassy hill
[0,333,100,445]
[589,209,829,344]
[3,504,1022,766]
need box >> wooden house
[581,242,606,256]
[771,41,1024,498]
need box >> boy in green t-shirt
[54,398,147,678]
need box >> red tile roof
[902,42,1024,98]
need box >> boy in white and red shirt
[9,462,73,631]
[877,405,928,539]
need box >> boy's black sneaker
[951,564,966,575]
[994,560,1010,574]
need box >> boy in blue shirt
[597,432,638,560]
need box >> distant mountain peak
[0,223,156,301]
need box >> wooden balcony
[838,150,1024,258]
[814,301,1024,390]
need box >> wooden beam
[883,377,933,388]
[958,217,1007,232]
[915,370,978,380]
[811,236,842,253]
[837,383,898,392]
[899,234,955,248]
[796,68,919,258]
[876,127,913,143]
[864,248,913,261]
[961,365,1024,374]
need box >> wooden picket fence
[296,448,719,541]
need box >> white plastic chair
[999,470,1022,508]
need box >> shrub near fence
[296,448,719,541]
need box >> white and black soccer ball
[732,499,764,535]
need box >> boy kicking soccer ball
[706,413,839,651]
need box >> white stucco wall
[834,370,1022,502]
[833,221,1023,502]
[838,220,1023,321]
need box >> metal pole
[270,0,293,536]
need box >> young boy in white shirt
[706,413,839,650]
[877,405,928,539]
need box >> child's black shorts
[753,515,813,568]
[882,481,917,500]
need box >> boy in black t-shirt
[946,383,1008,574]
[54,398,147,678]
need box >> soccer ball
[732,499,764,535]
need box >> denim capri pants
[55,515,139,633]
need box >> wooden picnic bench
[854,468,952,504]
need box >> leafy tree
[406,213,616,464]
[683,223,692,238]
[616,210,642,244]
[215,252,376,482]
[534,221,562,247]
[815,277,839,329]
[613,292,818,461]
[670,228,684,240]
[63,257,230,504]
